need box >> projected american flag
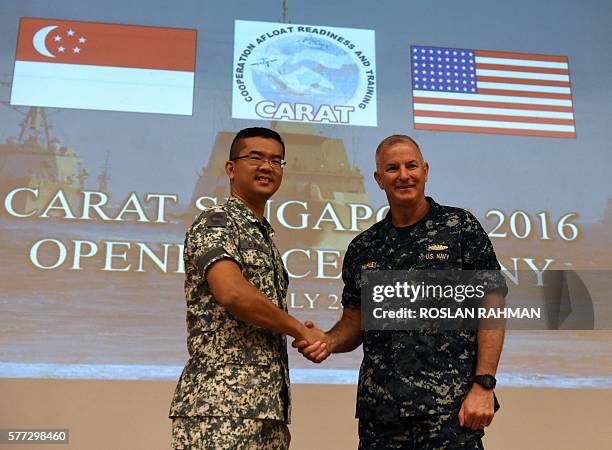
[410,46,575,138]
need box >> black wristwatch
[473,374,497,389]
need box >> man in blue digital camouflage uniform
[170,127,326,449]
[295,134,507,449]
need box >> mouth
[396,184,415,190]
[255,175,273,184]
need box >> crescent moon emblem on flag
[33,25,58,58]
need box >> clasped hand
[292,320,331,363]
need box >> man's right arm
[294,307,363,363]
[293,240,364,362]
[190,210,325,345]
[292,241,363,363]
[207,258,325,344]
[328,307,363,353]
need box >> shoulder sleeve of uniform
[460,209,497,269]
[185,207,242,276]
[461,210,508,296]
[204,210,228,227]
[341,239,362,309]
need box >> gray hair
[375,134,423,168]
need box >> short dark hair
[229,127,286,159]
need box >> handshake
[292,320,332,364]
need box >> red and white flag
[10,18,197,115]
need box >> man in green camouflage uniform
[296,135,507,449]
[170,127,326,449]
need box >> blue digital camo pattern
[342,198,507,420]
[169,197,291,426]
[358,414,484,449]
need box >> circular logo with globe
[250,35,360,109]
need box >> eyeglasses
[230,153,287,169]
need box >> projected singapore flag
[10,18,197,115]
[232,20,377,127]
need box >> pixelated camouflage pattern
[342,197,506,420]
[172,416,289,450]
[170,197,291,423]
[358,414,484,449]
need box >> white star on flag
[410,45,575,138]
[58,46,65,52]
[54,35,61,42]
[67,29,75,36]
[73,47,80,53]
[78,37,86,43]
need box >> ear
[373,170,384,190]
[424,162,429,182]
[225,160,235,182]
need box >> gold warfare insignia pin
[424,244,450,261]
[361,261,378,270]
[427,244,448,251]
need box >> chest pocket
[239,239,274,293]
[239,239,287,308]
[240,240,273,267]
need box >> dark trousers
[359,414,484,450]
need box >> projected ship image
[0,106,88,215]
[188,122,373,250]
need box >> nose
[258,160,274,172]
[399,166,411,180]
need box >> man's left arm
[459,211,508,430]
[459,291,505,430]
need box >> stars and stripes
[411,46,576,138]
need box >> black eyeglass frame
[230,154,287,169]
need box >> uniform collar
[377,197,438,242]
[226,196,275,235]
